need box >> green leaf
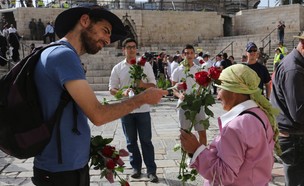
[173,143,181,151]
[102,138,113,145]
[200,119,210,130]
[190,169,198,175]
[192,99,202,112]
[204,106,214,117]
[190,176,196,181]
[184,110,191,121]
[189,111,197,122]
[114,89,124,100]
[204,93,216,105]
[115,166,125,173]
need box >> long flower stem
[179,149,187,185]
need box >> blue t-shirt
[34,41,90,172]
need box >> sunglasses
[247,49,257,53]
[125,46,137,50]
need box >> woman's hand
[180,129,200,154]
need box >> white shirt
[201,59,213,71]
[213,60,221,68]
[8,27,17,34]
[171,63,201,105]
[170,61,179,77]
[109,59,156,113]
[2,28,8,38]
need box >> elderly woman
[180,64,281,185]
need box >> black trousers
[279,136,304,186]
[32,165,90,186]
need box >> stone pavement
[0,91,285,186]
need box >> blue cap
[246,42,257,52]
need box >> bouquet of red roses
[114,55,148,99]
[90,135,129,186]
[173,66,221,184]
[128,55,148,95]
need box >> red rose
[195,71,211,87]
[177,82,187,91]
[208,66,221,80]
[129,58,136,65]
[138,56,147,66]
[121,181,130,186]
[106,159,116,170]
[116,157,125,166]
[119,149,129,157]
[199,59,204,64]
[113,154,120,161]
[102,145,115,157]
[120,180,130,186]
[105,171,114,183]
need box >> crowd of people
[29,18,55,44]
[0,15,22,64]
[109,38,298,185]
[0,15,57,66]
[117,36,302,185]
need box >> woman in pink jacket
[180,64,281,186]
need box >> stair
[8,31,298,91]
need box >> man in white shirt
[170,55,179,77]
[201,53,213,71]
[109,38,159,183]
[171,44,207,145]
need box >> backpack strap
[239,110,267,136]
[49,91,71,164]
[72,102,80,135]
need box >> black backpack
[0,43,77,162]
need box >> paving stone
[0,91,285,185]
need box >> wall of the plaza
[6,7,223,46]
[1,4,303,46]
[233,4,303,36]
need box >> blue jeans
[121,112,156,174]
[279,136,304,186]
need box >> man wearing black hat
[245,41,271,99]
[31,5,167,186]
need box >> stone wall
[234,4,303,36]
[3,7,223,46]
[1,4,303,47]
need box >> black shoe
[148,173,159,183]
[131,170,141,178]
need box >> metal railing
[211,41,234,61]
[20,40,31,59]
[2,39,30,71]
[261,27,277,57]
[3,0,241,13]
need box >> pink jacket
[190,100,274,186]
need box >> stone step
[90,83,109,92]
[14,31,298,91]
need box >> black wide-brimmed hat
[54,4,127,43]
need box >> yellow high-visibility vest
[63,2,69,8]
[279,46,287,56]
[37,0,44,7]
[274,53,283,64]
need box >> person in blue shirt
[43,21,55,44]
[31,5,167,186]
